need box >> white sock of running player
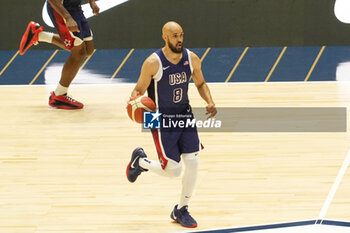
[139,158,181,178]
[54,83,68,96]
[178,153,198,209]
[38,31,54,43]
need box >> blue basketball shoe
[170,205,197,228]
[126,147,148,183]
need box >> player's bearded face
[167,38,183,53]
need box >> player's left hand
[90,1,100,16]
[206,103,217,119]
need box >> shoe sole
[49,102,84,109]
[173,219,197,228]
[19,23,33,55]
[49,106,83,110]
[126,160,135,183]
[49,105,84,110]
[170,211,176,221]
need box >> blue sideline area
[1,46,350,85]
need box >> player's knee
[165,160,182,177]
[86,50,94,56]
[71,45,87,60]
[182,152,198,170]
[78,45,87,57]
[85,45,94,56]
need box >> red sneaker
[49,92,84,110]
[19,21,44,55]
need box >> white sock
[178,153,198,209]
[38,31,54,43]
[139,158,181,178]
[54,83,68,96]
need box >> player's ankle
[38,31,54,43]
[54,83,68,96]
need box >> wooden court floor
[0,82,349,233]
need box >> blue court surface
[1,46,350,85]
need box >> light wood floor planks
[0,82,349,233]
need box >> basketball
[127,95,156,123]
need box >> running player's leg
[50,34,67,50]
[127,129,183,182]
[170,126,200,228]
[19,22,66,52]
[47,4,87,109]
[56,11,93,89]
[59,42,87,87]
[48,41,86,109]
[179,152,198,206]
[140,155,182,178]
[19,0,68,54]
[80,15,95,56]
[84,36,95,56]
[127,147,181,182]
[36,28,66,50]
[19,25,68,53]
[49,10,95,109]
[142,129,182,177]
[178,127,201,209]
[44,0,67,50]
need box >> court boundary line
[317,150,350,223]
[0,50,20,76]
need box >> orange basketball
[127,95,156,123]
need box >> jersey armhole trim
[186,49,194,74]
[153,53,163,82]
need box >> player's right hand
[66,17,80,32]
[127,94,141,104]
[206,103,217,119]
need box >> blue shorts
[47,1,92,49]
[151,110,202,169]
